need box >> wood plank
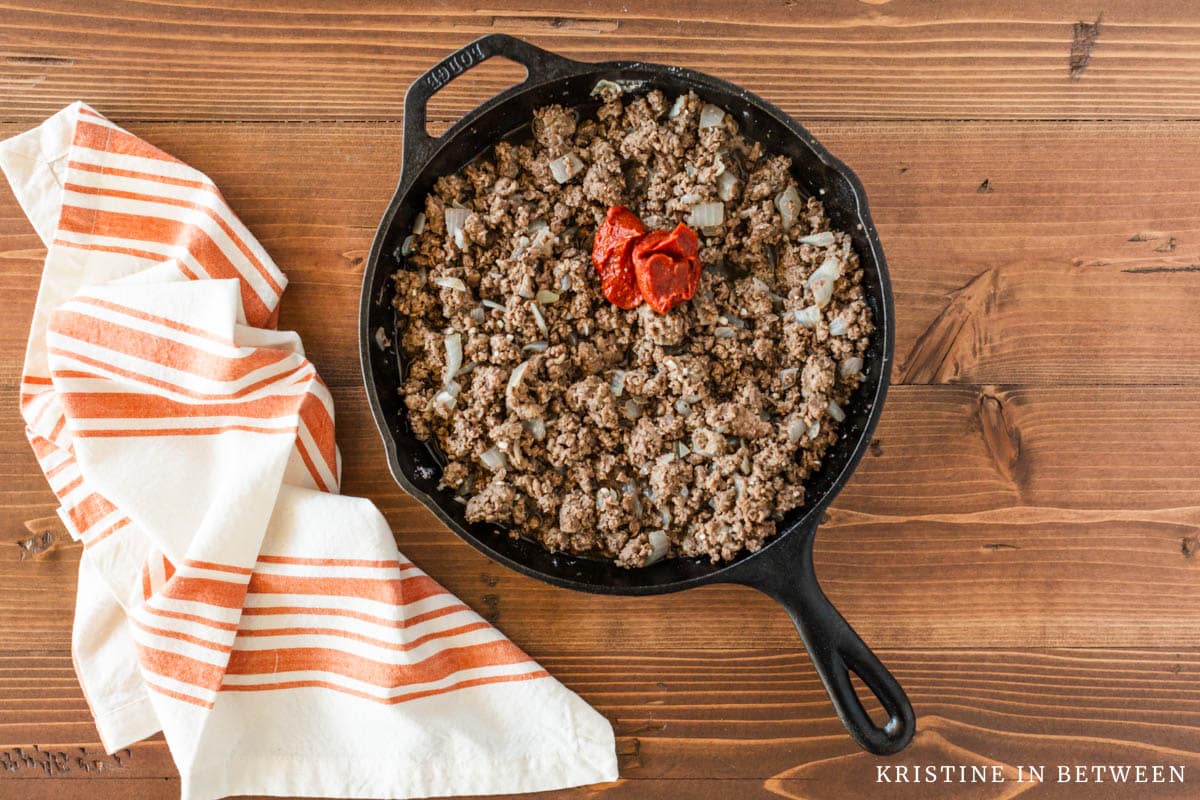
[4,648,1200,800]
[3,384,1200,652]
[3,121,1198,389]
[3,1,1200,122]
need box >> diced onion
[717,172,739,202]
[829,317,848,336]
[530,303,548,336]
[610,370,626,397]
[786,306,822,328]
[840,357,864,378]
[807,260,841,308]
[714,326,737,339]
[374,326,390,350]
[432,276,467,293]
[549,152,585,184]
[443,332,462,383]
[528,227,555,258]
[675,397,691,415]
[776,186,802,230]
[591,79,624,97]
[481,298,505,311]
[807,421,821,439]
[412,212,426,235]
[524,417,546,441]
[827,400,846,422]
[799,230,836,247]
[677,442,691,457]
[646,530,670,565]
[788,418,805,443]
[687,201,725,228]
[536,289,560,304]
[779,367,799,383]
[560,274,572,291]
[480,447,507,472]
[469,307,485,324]
[505,360,531,409]
[401,234,416,256]
[669,95,687,118]
[623,399,643,420]
[522,340,549,353]
[699,103,725,129]
[444,208,470,242]
[433,380,460,414]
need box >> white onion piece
[505,360,531,409]
[678,442,692,458]
[716,172,739,202]
[479,447,507,472]
[443,332,462,383]
[444,208,470,242]
[432,276,467,293]
[807,260,840,308]
[675,398,691,415]
[829,317,848,336]
[827,400,846,422]
[776,186,802,230]
[662,508,672,527]
[610,370,626,397]
[560,274,572,291]
[787,306,822,328]
[698,103,726,128]
[469,307,485,324]
[481,298,505,311]
[779,367,799,383]
[412,212,426,235]
[536,289,560,304]
[433,381,460,414]
[530,303,548,336]
[400,234,416,256]
[840,357,864,378]
[591,79,624,97]
[374,326,390,350]
[788,418,805,443]
[522,340,549,353]
[714,326,737,339]
[669,95,687,118]
[623,399,642,420]
[549,152,585,184]
[799,230,836,247]
[687,201,725,228]
[524,417,546,441]
[807,421,821,439]
[645,530,670,565]
[528,227,555,258]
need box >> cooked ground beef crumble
[392,86,872,568]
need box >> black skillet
[359,33,914,756]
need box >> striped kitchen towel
[1,102,617,800]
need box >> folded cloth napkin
[1,102,617,800]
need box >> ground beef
[393,86,872,568]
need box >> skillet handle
[403,34,590,172]
[731,526,915,755]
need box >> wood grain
[5,648,1200,800]
[3,1,1200,122]
[2,120,1200,390]
[5,3,1200,798]
[4,385,1200,653]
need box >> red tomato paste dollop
[591,206,702,314]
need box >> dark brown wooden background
[3,1,1200,798]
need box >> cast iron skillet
[360,33,914,756]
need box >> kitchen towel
[2,102,617,800]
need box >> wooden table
[3,2,1200,798]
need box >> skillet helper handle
[402,34,590,171]
[738,529,915,755]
